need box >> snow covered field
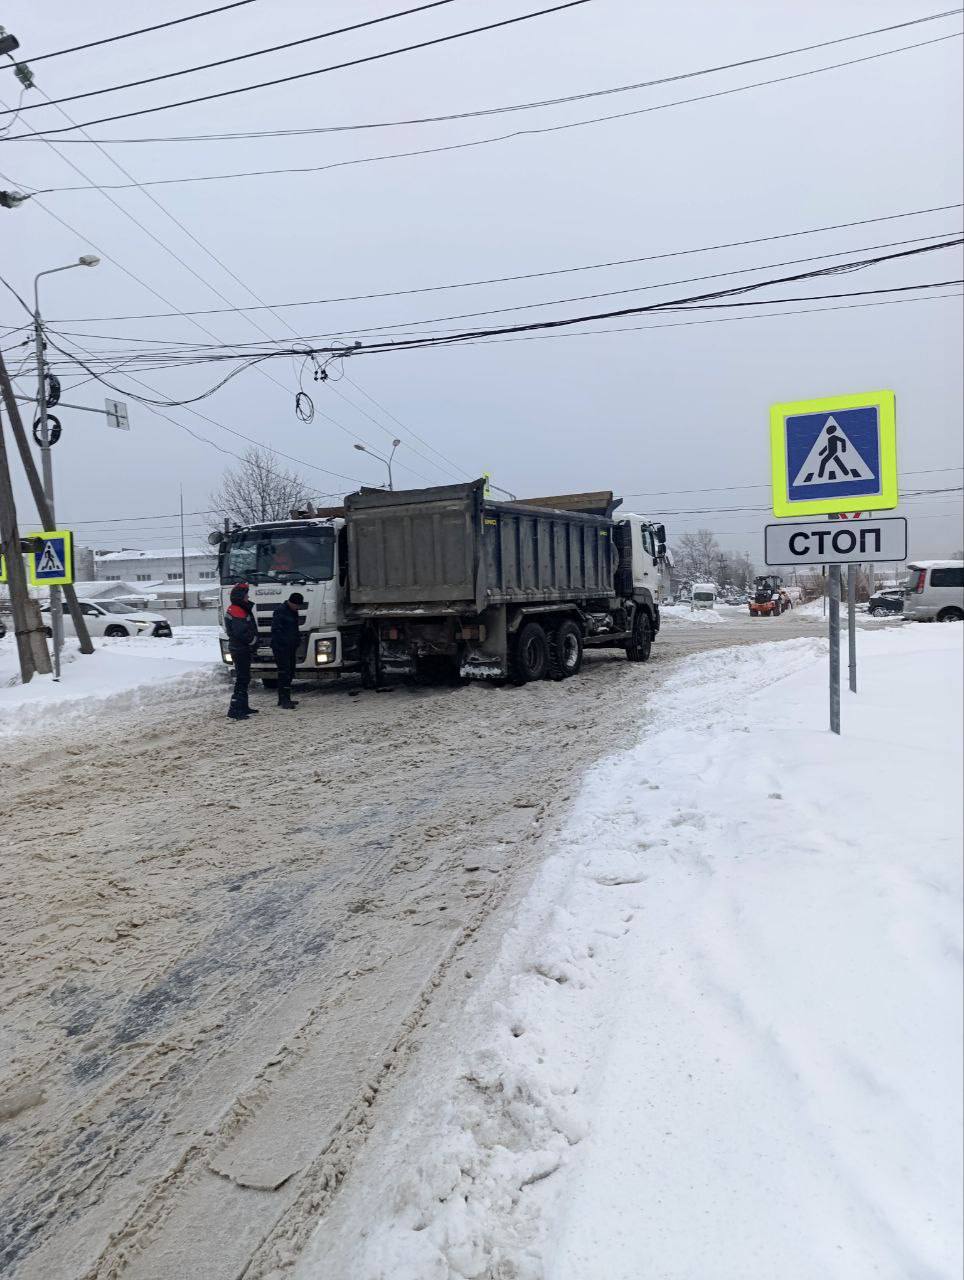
[307,625,963,1280]
[0,627,221,738]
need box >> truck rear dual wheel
[548,619,583,680]
[626,611,653,662]
[511,621,550,684]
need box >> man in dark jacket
[225,582,259,721]
[271,592,304,709]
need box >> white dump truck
[212,480,671,686]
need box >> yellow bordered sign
[770,390,897,517]
[0,550,6,583]
[27,529,74,587]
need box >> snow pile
[660,602,732,625]
[0,626,222,737]
[323,626,962,1280]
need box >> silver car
[902,561,964,622]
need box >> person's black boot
[227,703,249,720]
[278,693,299,709]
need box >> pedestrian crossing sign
[770,390,897,517]
[26,529,74,586]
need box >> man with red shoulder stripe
[225,582,259,721]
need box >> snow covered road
[0,608,916,1279]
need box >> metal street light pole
[33,255,99,678]
[353,438,401,491]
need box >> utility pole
[0,401,51,681]
[0,348,94,654]
[34,289,63,677]
[179,485,188,612]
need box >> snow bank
[660,603,737,625]
[321,626,962,1280]
[0,626,222,738]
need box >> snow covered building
[95,547,218,584]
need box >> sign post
[770,389,899,735]
[847,563,857,693]
[829,565,841,735]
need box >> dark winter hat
[288,592,306,606]
[229,582,250,605]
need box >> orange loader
[748,574,793,618]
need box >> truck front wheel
[627,611,653,662]
[549,619,583,679]
[511,621,550,684]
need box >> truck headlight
[315,637,336,665]
[219,639,233,665]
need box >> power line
[8,6,961,142]
[0,87,481,488]
[2,0,466,113]
[622,467,964,500]
[33,286,964,381]
[8,0,592,136]
[44,204,964,325]
[3,1,260,67]
[332,240,964,353]
[0,99,410,466]
[259,231,964,340]
[24,30,963,182]
[1,284,370,486]
[2,72,478,485]
[448,288,963,348]
[39,231,962,356]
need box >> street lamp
[33,255,100,678]
[354,438,401,491]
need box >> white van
[902,561,964,622]
[690,582,717,610]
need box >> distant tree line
[671,527,755,592]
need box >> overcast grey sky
[1,0,961,561]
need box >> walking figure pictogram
[814,422,859,482]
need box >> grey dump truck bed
[345,480,616,616]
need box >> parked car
[867,587,904,617]
[902,561,964,622]
[40,599,173,638]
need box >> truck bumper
[220,631,355,675]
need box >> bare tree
[672,528,722,583]
[210,448,311,526]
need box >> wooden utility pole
[0,403,51,680]
[0,348,94,654]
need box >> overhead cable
[7,6,961,140]
[46,204,964,324]
[22,31,963,179]
[3,2,261,67]
[1,0,465,113]
[7,0,592,135]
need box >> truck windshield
[222,527,335,584]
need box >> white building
[95,547,218,584]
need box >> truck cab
[214,518,360,682]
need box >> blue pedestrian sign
[770,390,897,517]
[26,529,74,587]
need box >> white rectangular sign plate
[764,517,907,566]
[105,398,130,430]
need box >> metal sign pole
[829,564,841,734]
[847,563,857,693]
